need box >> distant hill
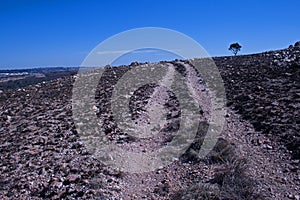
[0,67,79,90]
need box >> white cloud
[96,49,181,55]
[131,49,158,53]
[96,50,130,55]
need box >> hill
[0,47,299,199]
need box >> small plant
[171,182,220,200]
[229,43,242,56]
[206,138,236,164]
[210,158,262,200]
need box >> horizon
[1,0,300,69]
[0,46,295,70]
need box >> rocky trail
[0,47,300,199]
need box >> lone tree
[229,42,242,55]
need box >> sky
[111,48,183,67]
[0,0,300,69]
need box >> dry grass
[206,138,236,164]
[173,138,263,200]
[210,158,262,200]
[171,182,220,200]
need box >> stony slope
[0,47,299,199]
[214,47,300,160]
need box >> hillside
[0,46,299,199]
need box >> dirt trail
[116,63,210,199]
[133,63,175,137]
[115,61,299,199]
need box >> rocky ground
[215,47,300,160]
[0,46,299,199]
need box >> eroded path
[116,61,298,199]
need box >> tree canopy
[229,43,242,55]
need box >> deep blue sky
[0,0,299,68]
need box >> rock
[288,194,300,200]
[67,174,81,183]
[266,145,273,150]
[6,115,12,123]
[130,61,139,66]
[171,111,179,118]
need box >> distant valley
[0,67,78,90]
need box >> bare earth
[0,47,299,199]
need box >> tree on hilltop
[229,43,242,56]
